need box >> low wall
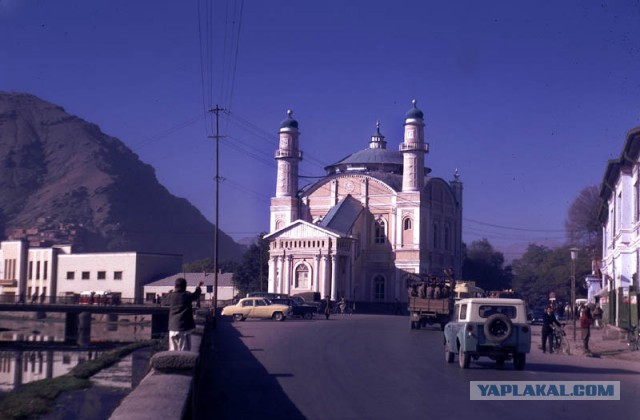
[109,310,210,420]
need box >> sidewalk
[534,323,640,363]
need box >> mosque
[264,101,463,303]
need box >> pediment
[265,220,343,240]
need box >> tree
[182,258,237,274]
[462,239,512,291]
[565,185,602,259]
[232,234,270,297]
[511,244,591,308]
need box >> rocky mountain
[0,92,245,262]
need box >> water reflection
[0,317,155,394]
[0,315,153,344]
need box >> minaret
[400,100,428,192]
[369,121,387,149]
[270,110,302,231]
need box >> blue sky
[2,1,640,260]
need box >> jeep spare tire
[483,313,513,343]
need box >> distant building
[265,101,463,303]
[598,125,640,327]
[143,272,236,304]
[0,239,182,303]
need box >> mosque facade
[264,101,463,303]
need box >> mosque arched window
[295,264,310,289]
[374,219,386,244]
[373,275,385,301]
[402,217,413,246]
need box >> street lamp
[570,247,580,341]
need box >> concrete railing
[110,310,210,420]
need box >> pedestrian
[541,306,561,353]
[394,298,402,315]
[324,296,331,320]
[580,305,593,354]
[564,303,572,320]
[592,304,603,328]
[338,297,346,314]
[168,278,203,351]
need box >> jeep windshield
[478,305,517,319]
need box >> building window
[97,271,106,280]
[444,225,450,250]
[44,261,48,280]
[36,261,40,280]
[433,223,439,248]
[616,191,622,231]
[295,264,310,289]
[66,272,75,280]
[28,261,33,280]
[81,271,90,280]
[373,275,385,301]
[402,217,414,246]
[374,219,386,244]
[114,271,123,280]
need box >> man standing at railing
[168,278,203,351]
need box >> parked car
[269,298,316,320]
[221,297,292,322]
[246,291,287,300]
[528,307,546,325]
[444,298,531,370]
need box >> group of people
[408,279,452,300]
[541,303,596,354]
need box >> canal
[0,313,157,419]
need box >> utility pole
[570,247,580,341]
[209,105,225,329]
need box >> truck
[408,278,456,330]
[409,296,454,330]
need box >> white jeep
[443,298,531,370]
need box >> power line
[464,218,565,233]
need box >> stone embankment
[109,310,210,419]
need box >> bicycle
[627,325,639,351]
[552,325,571,355]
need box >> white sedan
[221,297,291,321]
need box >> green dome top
[280,109,299,129]
[405,99,424,120]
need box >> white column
[331,255,338,300]
[277,256,285,294]
[314,254,320,293]
[285,256,293,295]
[322,255,329,298]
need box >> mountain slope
[0,92,245,262]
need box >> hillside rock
[0,92,245,262]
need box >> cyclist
[542,306,561,354]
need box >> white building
[598,126,640,327]
[0,239,182,303]
[265,101,463,303]
[57,252,182,303]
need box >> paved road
[194,314,640,420]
